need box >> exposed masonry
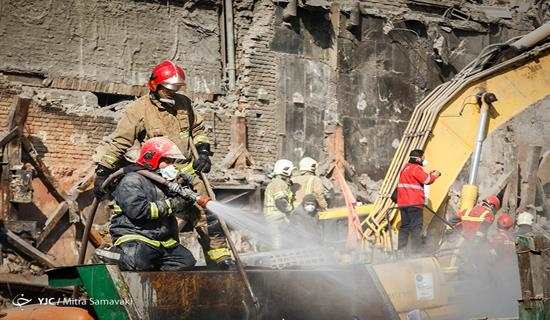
[0,0,546,189]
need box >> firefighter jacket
[396,163,438,207]
[110,171,184,248]
[489,229,515,261]
[96,93,209,173]
[291,172,328,211]
[456,205,495,240]
[264,176,294,221]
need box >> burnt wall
[0,0,222,95]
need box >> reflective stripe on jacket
[457,205,495,239]
[396,163,438,207]
[291,173,328,211]
[96,93,209,170]
[264,176,293,220]
[110,171,179,248]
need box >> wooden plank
[35,201,69,250]
[504,164,519,215]
[519,146,542,211]
[20,135,67,203]
[0,128,18,149]
[537,179,550,218]
[36,168,104,250]
[5,228,56,268]
[0,96,32,221]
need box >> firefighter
[455,195,500,241]
[289,194,323,245]
[291,157,328,211]
[263,159,295,250]
[93,60,233,268]
[109,137,198,271]
[396,149,441,252]
[489,213,515,261]
[516,210,535,236]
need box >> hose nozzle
[196,195,211,208]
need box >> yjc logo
[12,294,32,307]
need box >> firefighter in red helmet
[94,60,234,269]
[452,195,500,241]
[489,213,515,261]
[108,137,198,271]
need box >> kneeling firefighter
[109,137,202,271]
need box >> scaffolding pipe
[224,0,236,91]
[468,92,496,185]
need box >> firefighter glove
[94,165,113,197]
[193,143,213,173]
[155,196,192,217]
[274,197,292,214]
[217,257,236,270]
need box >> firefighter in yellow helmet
[263,159,295,249]
[291,157,328,211]
[93,60,233,268]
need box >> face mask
[304,204,316,213]
[158,164,179,181]
[159,98,176,107]
[422,159,428,167]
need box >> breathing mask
[304,204,317,213]
[158,164,179,181]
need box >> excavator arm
[319,24,550,250]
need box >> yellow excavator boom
[318,24,550,250]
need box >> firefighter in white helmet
[291,157,328,211]
[263,159,295,249]
[516,210,534,236]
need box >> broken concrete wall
[0,0,222,95]
[241,0,545,190]
[449,97,550,211]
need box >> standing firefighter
[263,159,295,250]
[94,60,233,268]
[454,195,500,241]
[291,157,328,211]
[396,149,441,253]
[109,137,198,271]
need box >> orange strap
[461,208,490,222]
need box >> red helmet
[483,195,501,210]
[497,213,514,230]
[148,60,186,92]
[136,137,185,170]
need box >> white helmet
[299,157,317,173]
[516,211,534,226]
[273,159,295,177]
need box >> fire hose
[187,140,261,315]
[76,165,260,315]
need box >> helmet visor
[161,83,183,92]
[164,144,186,161]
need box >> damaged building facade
[0,0,548,268]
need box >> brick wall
[0,89,117,188]
[236,0,282,166]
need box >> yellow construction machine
[319,22,550,318]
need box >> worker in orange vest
[454,195,500,241]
